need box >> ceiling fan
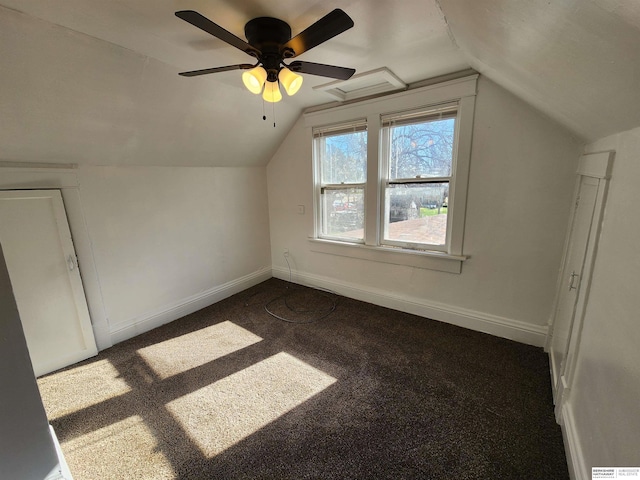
[175,9,356,102]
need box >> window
[307,76,477,272]
[314,121,367,242]
[381,104,457,251]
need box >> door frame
[546,151,613,422]
[0,163,111,351]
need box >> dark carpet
[37,278,568,480]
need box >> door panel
[550,176,599,390]
[0,190,97,376]
[548,151,612,423]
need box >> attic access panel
[314,67,406,101]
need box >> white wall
[78,165,272,343]
[267,77,584,346]
[562,129,640,474]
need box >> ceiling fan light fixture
[176,9,356,105]
[279,67,303,96]
[242,66,267,94]
[262,80,282,103]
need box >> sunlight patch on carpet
[166,352,337,457]
[62,415,174,480]
[37,359,131,420]
[138,321,262,379]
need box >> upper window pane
[388,117,455,180]
[319,131,367,184]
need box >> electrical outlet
[283,248,289,257]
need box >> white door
[548,152,612,419]
[0,189,98,376]
[549,176,598,387]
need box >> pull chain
[260,84,277,128]
[272,97,276,128]
[270,81,276,128]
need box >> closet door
[0,190,97,376]
[548,152,612,421]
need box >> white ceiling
[1,0,639,167]
[438,0,640,143]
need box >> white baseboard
[550,349,561,406]
[110,267,272,345]
[561,402,587,480]
[272,266,548,347]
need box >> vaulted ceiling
[1,0,639,167]
[439,0,640,143]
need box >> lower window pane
[384,183,448,247]
[321,187,364,240]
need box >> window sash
[313,119,367,138]
[380,107,458,251]
[321,183,367,192]
[380,181,450,251]
[319,185,365,243]
[387,177,451,185]
[315,120,368,243]
[381,102,458,128]
[315,123,367,185]
[382,110,457,183]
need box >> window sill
[309,238,467,274]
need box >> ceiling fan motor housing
[245,17,293,81]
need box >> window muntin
[314,122,367,242]
[381,106,457,251]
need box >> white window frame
[306,75,477,274]
[380,103,459,252]
[313,120,368,244]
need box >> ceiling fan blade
[178,64,254,77]
[281,9,354,58]
[289,61,355,80]
[176,10,260,57]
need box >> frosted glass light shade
[242,66,267,94]
[279,67,303,96]
[262,81,282,103]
